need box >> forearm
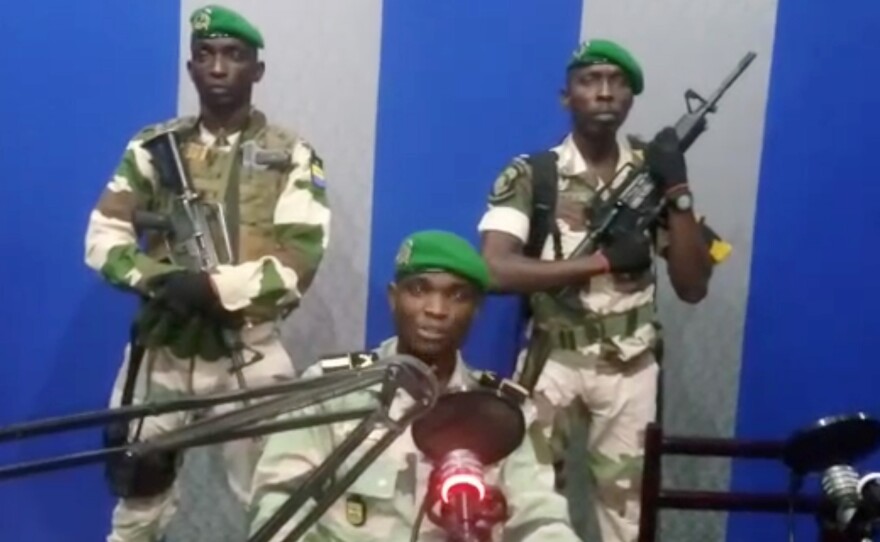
[210,241,324,313]
[665,210,711,303]
[212,165,330,312]
[486,252,607,294]
[85,200,179,295]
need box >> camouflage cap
[394,230,490,292]
[190,5,264,49]
[567,39,644,95]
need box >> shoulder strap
[319,351,378,373]
[523,151,561,260]
[476,371,528,405]
[120,322,146,408]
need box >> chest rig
[524,138,658,353]
[142,111,295,268]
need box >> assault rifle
[133,130,256,390]
[553,51,757,306]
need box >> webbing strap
[543,303,655,351]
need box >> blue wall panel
[730,1,880,540]
[366,0,583,373]
[0,3,180,540]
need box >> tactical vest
[142,110,298,325]
[137,110,296,361]
[524,137,659,356]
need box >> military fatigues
[85,109,330,542]
[478,134,665,542]
[249,338,581,542]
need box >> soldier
[477,39,729,541]
[84,5,331,541]
[249,230,581,541]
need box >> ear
[186,60,195,82]
[253,60,266,83]
[559,87,571,109]
[387,282,397,313]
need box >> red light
[441,473,486,503]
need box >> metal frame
[637,422,846,542]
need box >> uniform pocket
[239,168,285,225]
[347,456,401,500]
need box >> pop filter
[783,413,880,474]
[411,388,525,465]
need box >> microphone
[434,449,491,542]
[412,382,527,542]
[821,465,861,530]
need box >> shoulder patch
[310,152,326,189]
[489,160,528,204]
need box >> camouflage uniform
[249,337,581,542]
[478,134,666,542]
[85,108,331,542]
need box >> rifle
[133,130,259,394]
[553,51,757,307]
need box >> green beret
[567,39,644,95]
[190,5,264,49]
[394,230,490,292]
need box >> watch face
[675,193,693,211]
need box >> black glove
[148,270,221,317]
[645,126,688,191]
[598,232,653,274]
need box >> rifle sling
[223,135,245,264]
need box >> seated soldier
[248,230,581,541]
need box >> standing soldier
[84,5,331,541]
[477,39,729,542]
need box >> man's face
[388,272,481,359]
[564,63,634,136]
[187,37,264,109]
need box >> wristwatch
[668,190,693,213]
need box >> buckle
[580,318,605,343]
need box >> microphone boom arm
[250,357,441,542]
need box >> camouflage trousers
[519,348,658,542]
[105,322,296,542]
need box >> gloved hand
[148,270,221,317]
[597,232,653,274]
[645,126,688,191]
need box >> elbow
[678,287,707,304]
[674,280,708,304]
[484,254,513,293]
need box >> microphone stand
[0,355,441,542]
[0,364,388,481]
[248,357,441,542]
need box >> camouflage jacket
[85,109,330,353]
[248,337,581,542]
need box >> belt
[539,303,655,351]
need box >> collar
[198,123,241,148]
[374,336,475,390]
[195,107,268,148]
[553,132,637,183]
